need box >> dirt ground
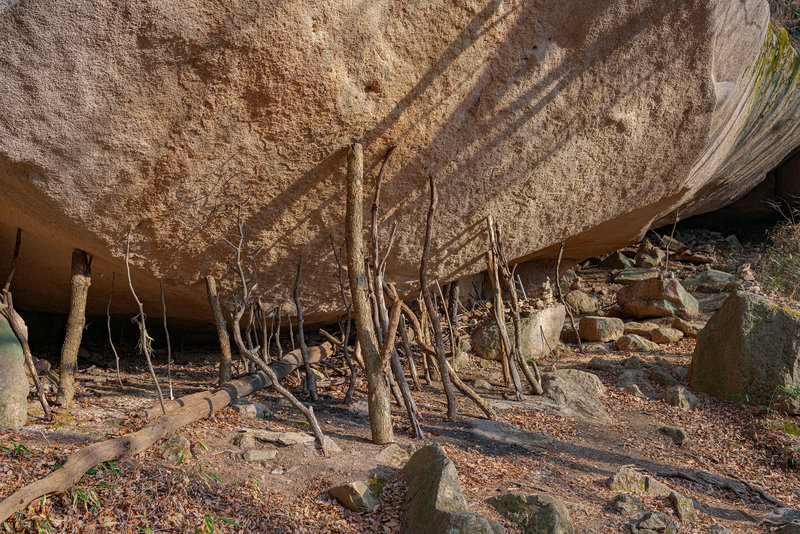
[2,238,800,533]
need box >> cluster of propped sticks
[0,142,577,523]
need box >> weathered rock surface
[624,322,659,337]
[626,511,677,534]
[0,315,28,430]
[616,334,659,353]
[689,291,800,413]
[671,318,700,338]
[0,0,798,321]
[579,317,624,343]
[243,449,277,462]
[651,327,684,344]
[682,270,736,293]
[468,419,552,447]
[607,467,671,496]
[159,434,191,463]
[610,493,644,517]
[564,290,598,315]
[600,252,634,270]
[402,444,504,534]
[663,386,700,409]
[488,493,574,534]
[328,481,380,513]
[659,426,688,446]
[617,279,699,319]
[614,269,661,286]
[668,491,696,523]
[537,370,610,422]
[473,305,565,362]
[374,444,410,468]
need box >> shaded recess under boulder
[0,0,798,322]
[689,291,800,413]
[402,444,504,534]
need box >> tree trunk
[346,143,393,444]
[56,250,92,408]
[205,275,232,385]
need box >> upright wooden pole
[56,249,92,408]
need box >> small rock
[623,357,642,369]
[663,386,700,409]
[779,522,800,534]
[582,342,610,354]
[659,426,688,446]
[232,432,257,449]
[650,370,679,386]
[671,317,699,338]
[247,430,315,446]
[322,437,342,455]
[614,268,660,286]
[624,322,659,337]
[617,334,659,352]
[452,351,471,370]
[565,290,598,315]
[619,370,645,385]
[233,403,259,419]
[651,327,683,344]
[668,491,696,523]
[244,449,277,462]
[270,466,284,475]
[600,251,634,270]
[579,317,624,342]
[375,444,410,468]
[607,466,671,496]
[253,403,272,418]
[328,481,380,513]
[622,384,645,397]
[706,525,733,534]
[473,378,492,390]
[610,493,644,517]
[672,365,688,379]
[697,293,728,313]
[617,278,699,319]
[159,434,191,463]
[587,356,616,372]
[488,493,575,534]
[627,510,677,534]
[681,269,736,293]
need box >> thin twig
[160,279,174,400]
[107,273,122,387]
[126,232,166,415]
[556,241,583,353]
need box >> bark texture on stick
[346,143,393,444]
[1,342,333,523]
[56,249,92,408]
[294,257,317,400]
[420,175,458,419]
[206,275,232,385]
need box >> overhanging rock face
[0,0,797,321]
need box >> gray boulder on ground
[538,370,610,422]
[243,449,277,462]
[689,291,800,414]
[587,356,616,372]
[616,334,659,353]
[682,269,736,293]
[607,466,671,496]
[375,444,410,468]
[659,426,688,446]
[663,386,700,409]
[329,480,381,513]
[402,444,504,534]
[626,511,677,534]
[610,493,644,517]
[488,493,574,534]
[565,290,598,315]
[671,317,700,338]
[651,327,683,344]
[159,434,192,463]
[600,252,634,270]
[668,491,696,523]
[473,305,565,362]
[579,316,624,342]
[617,278,699,319]
[0,315,28,430]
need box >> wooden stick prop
[294,257,317,400]
[346,143,393,444]
[206,275,233,384]
[419,175,458,419]
[556,241,583,353]
[107,273,123,387]
[56,249,92,407]
[160,279,174,400]
[126,233,166,415]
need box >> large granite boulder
[402,444,504,534]
[689,291,800,413]
[473,305,565,362]
[488,493,574,534]
[0,315,27,429]
[0,0,797,321]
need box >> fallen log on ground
[143,342,333,421]
[0,342,334,524]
